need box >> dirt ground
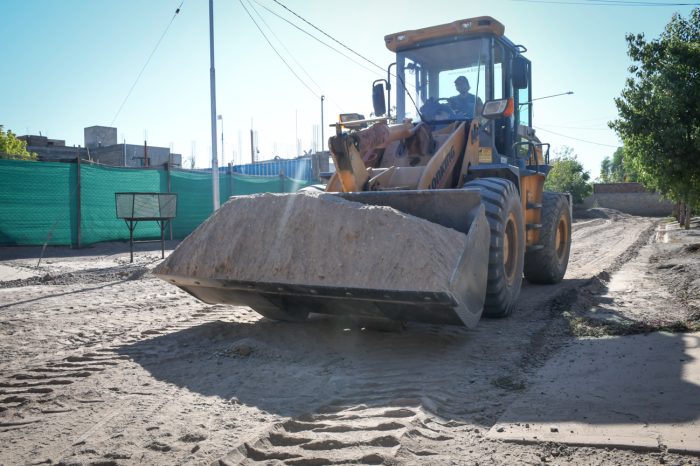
[0,209,699,466]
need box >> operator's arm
[475,97,484,118]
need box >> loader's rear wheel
[464,178,525,317]
[524,192,571,284]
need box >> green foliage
[599,157,612,183]
[609,9,700,211]
[544,146,592,204]
[0,126,37,161]
[599,147,638,183]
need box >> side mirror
[481,98,514,120]
[512,56,529,89]
[372,82,387,117]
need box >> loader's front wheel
[464,178,525,318]
[524,192,571,284]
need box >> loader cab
[383,17,532,162]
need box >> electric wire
[534,126,620,147]
[539,116,615,124]
[238,0,320,99]
[247,0,360,113]
[535,123,610,130]
[246,0,325,96]
[512,0,698,6]
[245,2,346,115]
[110,1,184,126]
[251,0,422,117]
[252,0,381,77]
[267,0,423,116]
[271,0,386,73]
[589,0,697,4]
[260,0,425,117]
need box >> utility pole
[321,95,325,154]
[237,130,242,167]
[209,0,220,210]
[217,114,224,164]
[250,128,255,164]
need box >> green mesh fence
[169,170,214,239]
[82,164,165,244]
[0,159,316,247]
[0,159,78,246]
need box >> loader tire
[524,192,571,284]
[464,178,525,318]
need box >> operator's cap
[455,76,469,85]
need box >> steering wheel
[420,97,456,121]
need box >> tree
[600,156,613,183]
[0,126,37,161]
[610,9,700,228]
[599,147,638,183]
[544,146,592,204]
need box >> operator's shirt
[449,93,477,118]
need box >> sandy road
[0,213,691,465]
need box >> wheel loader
[154,16,572,328]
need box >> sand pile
[575,207,631,221]
[155,192,468,291]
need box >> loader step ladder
[526,202,543,252]
[115,192,177,263]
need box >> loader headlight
[481,98,514,119]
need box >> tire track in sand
[0,305,237,431]
[213,216,658,465]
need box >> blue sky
[2,0,697,178]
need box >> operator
[448,76,483,119]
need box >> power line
[534,125,620,147]
[238,0,320,99]
[539,116,616,124]
[592,0,697,4]
[264,0,421,116]
[249,0,409,115]
[251,0,381,77]
[271,0,386,73]
[110,1,184,127]
[535,123,611,130]
[512,0,698,6]
[256,0,417,95]
[250,0,421,117]
[247,0,325,96]
[246,0,366,112]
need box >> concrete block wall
[84,126,117,149]
[30,145,88,162]
[18,135,65,147]
[89,145,181,168]
[593,182,648,194]
[578,183,674,217]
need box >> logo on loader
[430,147,456,189]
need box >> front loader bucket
[154,190,490,328]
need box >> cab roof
[384,17,505,53]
